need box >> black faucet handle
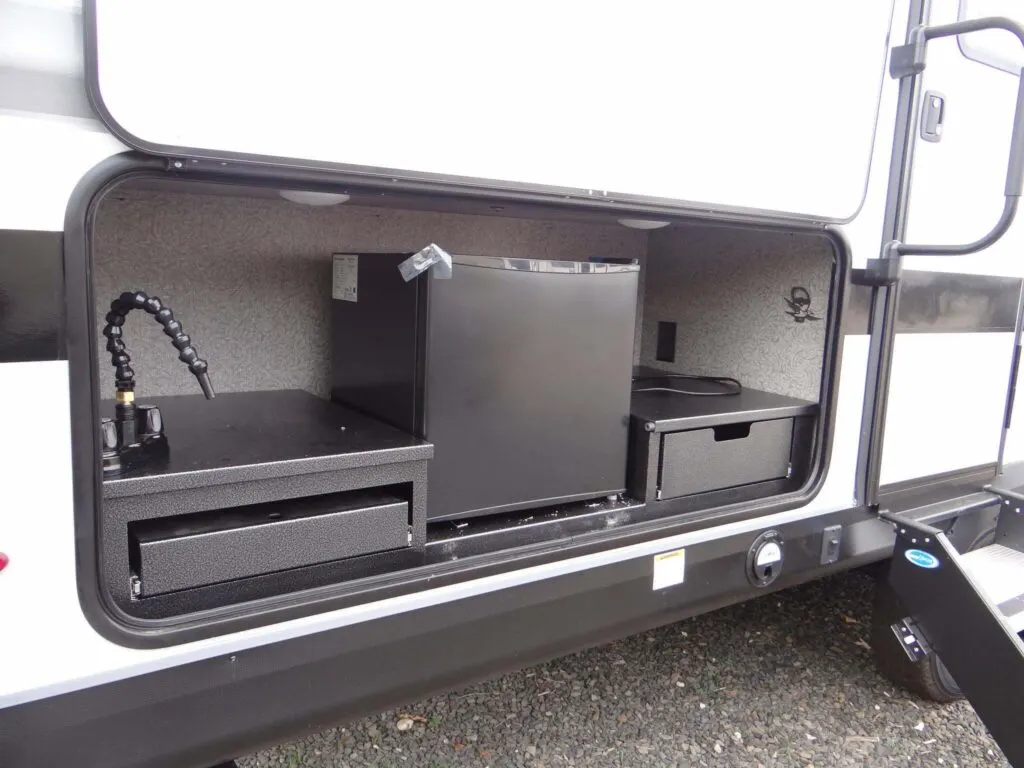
[136,404,164,440]
[100,417,118,451]
[100,417,121,473]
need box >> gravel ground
[239,569,1008,768]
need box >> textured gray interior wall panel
[640,225,834,402]
[92,190,648,398]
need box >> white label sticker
[652,548,686,590]
[755,542,782,567]
[332,254,358,302]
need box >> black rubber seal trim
[65,154,849,648]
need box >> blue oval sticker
[905,548,940,569]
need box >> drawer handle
[713,423,752,442]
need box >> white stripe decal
[0,112,124,231]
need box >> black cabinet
[331,254,639,521]
[102,390,431,615]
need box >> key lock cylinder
[747,530,784,588]
[100,291,214,474]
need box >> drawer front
[133,499,409,596]
[659,418,793,499]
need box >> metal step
[960,544,1024,634]
[884,507,1024,767]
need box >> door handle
[890,17,1024,257]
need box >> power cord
[633,372,742,397]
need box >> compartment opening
[84,172,839,621]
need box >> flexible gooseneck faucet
[103,291,215,400]
[100,291,214,474]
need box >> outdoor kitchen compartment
[331,253,639,521]
[102,390,432,605]
[628,372,818,503]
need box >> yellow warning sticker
[652,548,686,590]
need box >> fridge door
[424,258,638,520]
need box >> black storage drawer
[659,418,794,499]
[628,375,818,505]
[130,491,410,597]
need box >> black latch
[891,617,931,663]
[853,241,903,287]
[852,258,902,287]
[890,28,928,79]
[819,524,843,565]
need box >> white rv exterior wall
[88,0,896,222]
[11,0,1018,713]
[877,0,1024,482]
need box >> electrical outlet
[656,321,677,363]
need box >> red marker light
[0,553,8,572]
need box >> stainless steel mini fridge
[331,253,639,521]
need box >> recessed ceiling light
[618,218,671,230]
[279,190,350,206]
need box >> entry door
[84,0,894,222]
[876,0,1024,488]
